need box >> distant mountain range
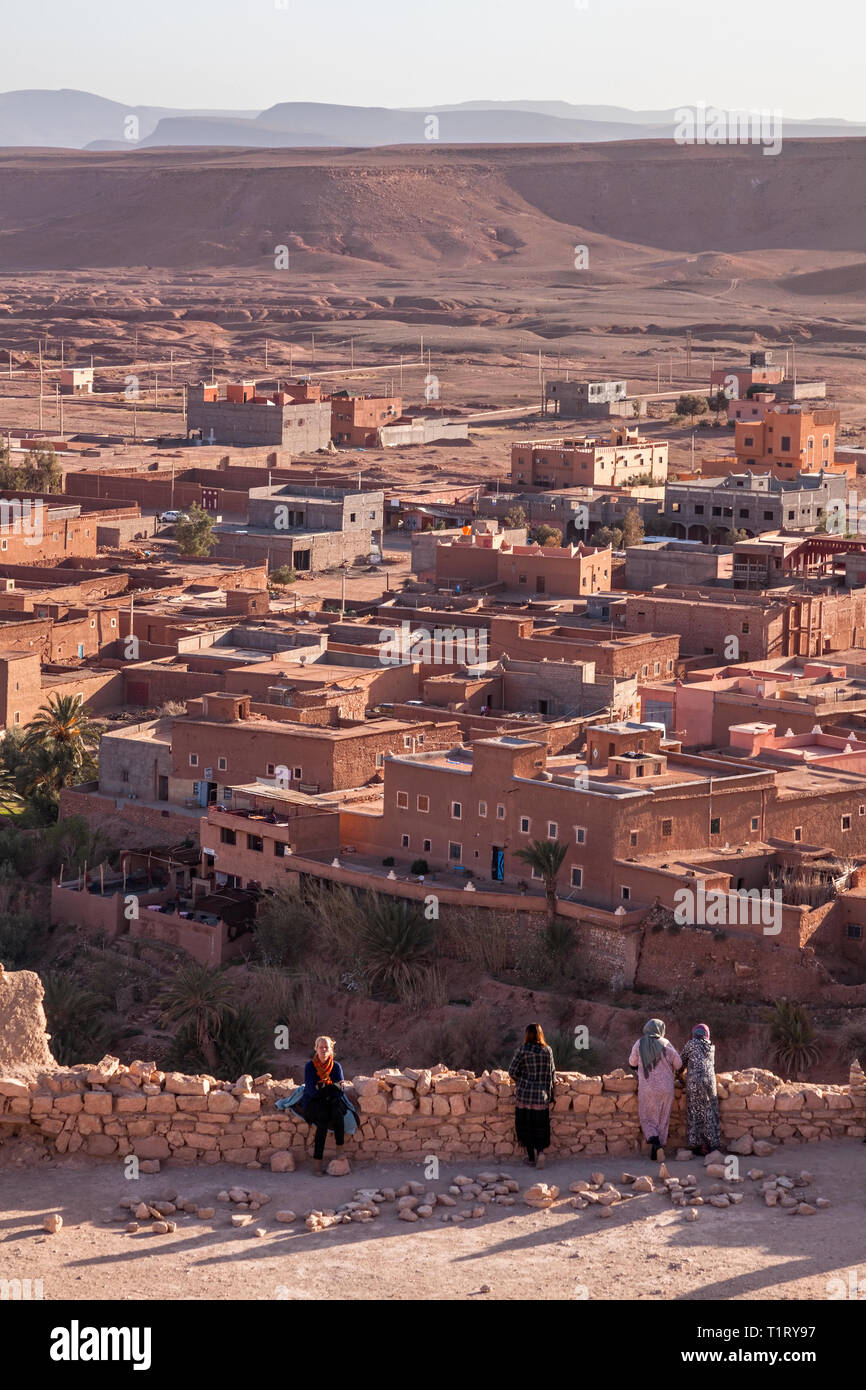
[2,89,866,149]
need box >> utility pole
[265,338,269,371]
[154,372,159,408]
[669,353,673,385]
[170,347,174,386]
[399,355,404,391]
[289,342,294,375]
[341,568,346,616]
[350,336,355,370]
[657,362,661,392]
[60,338,64,368]
[134,327,139,362]
[311,333,316,369]
[211,336,216,381]
[8,349,12,378]
[38,341,44,430]
[686,328,693,379]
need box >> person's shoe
[313,1159,324,1176]
[523,1156,536,1167]
[535,1152,547,1170]
[649,1136,659,1161]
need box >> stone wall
[2,1054,864,1165]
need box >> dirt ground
[2,1141,863,1302]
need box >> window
[751,817,759,832]
[247,834,263,853]
[571,867,583,888]
[530,866,542,880]
[846,924,862,940]
[742,622,749,635]
[763,510,773,521]
[780,435,791,451]
[662,819,672,836]
[110,618,117,628]
[654,662,660,676]
[478,800,487,817]
[520,816,530,834]
[547,822,557,839]
[496,804,505,819]
[220,828,236,845]
[121,769,129,783]
[403,736,412,749]
[349,513,356,523]
[794,826,802,842]
[630,831,638,847]
[694,504,704,516]
[621,885,631,901]
[451,801,462,820]
[417,795,429,813]
[860,806,865,817]
[401,834,410,849]
[376,753,384,768]
[396,791,409,809]
[13,712,19,724]
[189,754,198,767]
[842,815,851,831]
[293,767,302,780]
[218,757,227,772]
[274,841,287,857]
[448,841,462,861]
[575,827,586,845]
[423,838,431,853]
[267,763,275,777]
[710,817,720,835]
[641,665,648,678]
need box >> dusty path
[2,1142,864,1302]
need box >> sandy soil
[2,1142,863,1302]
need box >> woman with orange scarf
[301,1036,348,1175]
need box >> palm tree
[358,895,436,999]
[23,694,99,790]
[157,964,237,1071]
[515,838,568,924]
[768,1000,821,1079]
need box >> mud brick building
[330,391,402,446]
[186,381,332,451]
[433,532,612,597]
[511,427,668,490]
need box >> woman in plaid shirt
[509,1023,557,1168]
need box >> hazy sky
[6,0,866,121]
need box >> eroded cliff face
[0,968,56,1073]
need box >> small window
[751,817,759,832]
[218,757,227,772]
[478,801,487,817]
[247,834,263,853]
[859,806,865,817]
[842,814,851,831]
[496,804,505,819]
[401,834,410,849]
[417,794,429,813]
[846,924,862,940]
[547,822,557,839]
[662,819,672,837]
[451,801,462,820]
[630,831,638,847]
[448,841,462,861]
[376,753,384,768]
[267,763,275,776]
[742,622,749,635]
[794,826,802,842]
[396,791,409,809]
[189,753,198,767]
[220,828,236,845]
[571,867,583,888]
[621,885,631,901]
[274,841,287,857]
[423,838,432,853]
[520,816,530,834]
[403,736,412,749]
[575,827,586,845]
[530,866,542,880]
[121,769,129,783]
[293,767,302,780]
[710,817,720,836]
[110,618,117,628]
[13,711,20,724]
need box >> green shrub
[410,859,429,876]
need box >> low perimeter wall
[2,1057,865,1164]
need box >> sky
[4,0,866,122]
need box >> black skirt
[515,1106,551,1153]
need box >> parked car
[159,509,187,523]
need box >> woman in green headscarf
[628,1018,682,1162]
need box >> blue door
[491,847,505,881]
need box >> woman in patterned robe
[628,1018,682,1162]
[680,1023,721,1156]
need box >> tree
[724,528,749,544]
[269,565,296,585]
[591,524,623,550]
[157,963,237,1071]
[675,393,708,422]
[504,505,527,530]
[514,838,568,924]
[20,694,99,801]
[620,507,645,548]
[529,524,562,548]
[174,502,216,557]
[358,896,437,999]
[768,1000,820,1079]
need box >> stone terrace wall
[2,1057,865,1164]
